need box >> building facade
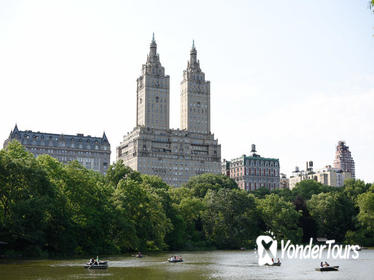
[221,144,280,191]
[117,36,221,187]
[280,173,289,189]
[3,125,111,174]
[333,141,355,179]
[289,161,351,189]
[180,41,210,134]
[136,33,170,130]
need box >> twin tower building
[117,35,221,186]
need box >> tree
[106,160,142,186]
[307,192,355,242]
[292,180,332,201]
[343,179,369,203]
[112,178,170,252]
[257,194,302,243]
[0,141,57,256]
[202,189,261,248]
[345,187,374,246]
[252,187,271,199]
[59,161,115,255]
[357,191,374,232]
[293,195,317,243]
[184,173,238,198]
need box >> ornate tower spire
[180,41,210,133]
[188,40,200,72]
[136,35,170,129]
[149,32,157,58]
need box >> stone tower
[180,41,210,133]
[333,141,355,179]
[136,34,170,129]
[117,37,221,187]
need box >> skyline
[1,0,373,182]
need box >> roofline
[12,129,107,141]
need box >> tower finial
[150,32,157,53]
[190,39,197,56]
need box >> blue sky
[0,0,373,182]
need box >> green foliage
[257,194,303,243]
[307,192,355,242]
[184,173,238,198]
[1,141,374,256]
[343,179,370,202]
[252,187,271,199]
[357,191,374,232]
[112,178,170,251]
[0,141,57,256]
[106,160,141,186]
[202,189,260,248]
[292,180,332,200]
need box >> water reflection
[0,250,373,280]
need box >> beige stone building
[180,41,210,134]
[117,36,221,187]
[280,173,289,189]
[289,161,351,189]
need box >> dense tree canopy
[1,141,373,257]
[257,194,302,243]
[202,189,260,248]
[307,192,355,242]
[184,173,238,198]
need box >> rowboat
[168,257,183,263]
[315,266,339,271]
[84,261,108,269]
[265,262,281,266]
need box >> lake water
[1,250,373,280]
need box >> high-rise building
[333,141,355,179]
[222,144,280,191]
[3,125,111,174]
[136,33,170,130]
[117,36,221,187]
[180,41,210,134]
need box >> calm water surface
[1,250,373,280]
